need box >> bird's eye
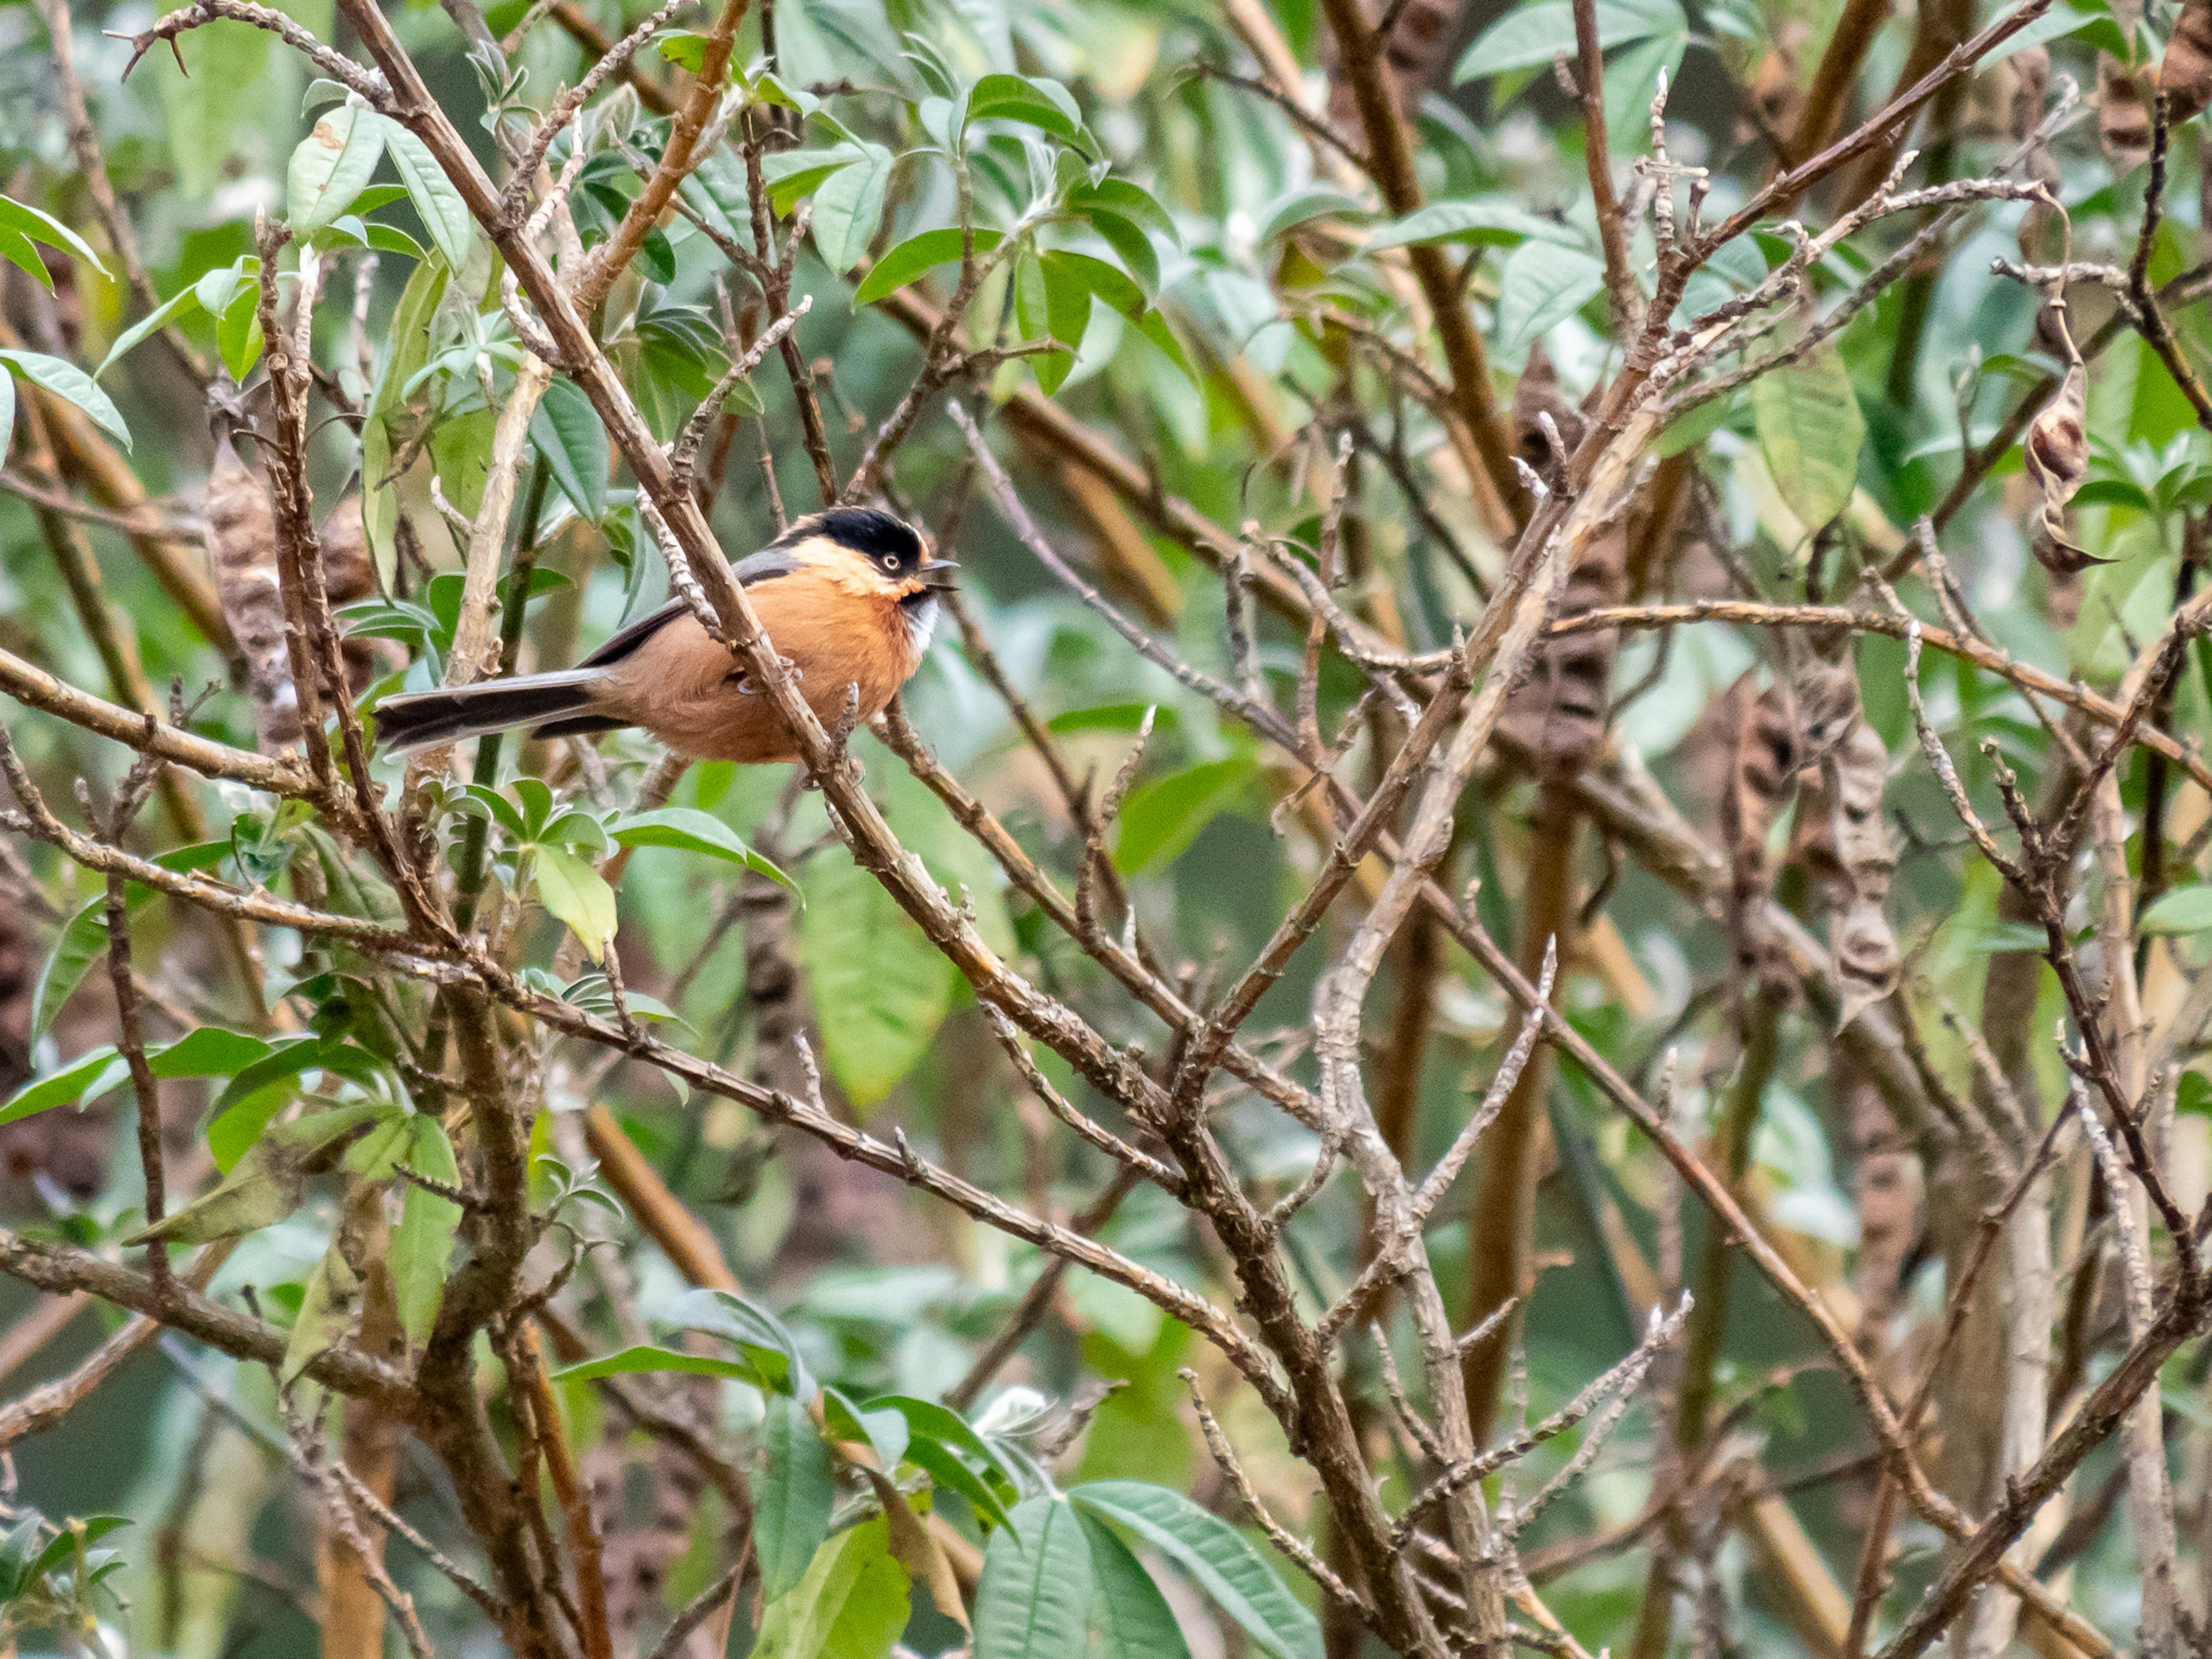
[881,555,899,570]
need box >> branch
[0,1229,413,1409]
[112,0,388,101]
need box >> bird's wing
[576,547,804,668]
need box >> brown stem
[571,0,749,317]
[1571,0,1639,326]
[1460,787,1577,1444]
[1313,0,1524,527]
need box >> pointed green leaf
[1751,337,1865,532]
[976,1495,1094,1659]
[0,195,109,279]
[1081,1512,1192,1659]
[554,1344,769,1386]
[1367,198,1584,252]
[1071,1482,1321,1659]
[0,1047,125,1127]
[757,1392,837,1599]
[751,1516,911,1659]
[94,285,203,381]
[392,1117,463,1343]
[812,143,893,272]
[853,228,1005,305]
[282,1236,359,1385]
[529,375,611,521]
[608,807,796,891]
[798,849,955,1109]
[1493,240,1606,352]
[535,844,619,953]
[0,349,131,449]
[378,117,476,270]
[288,98,387,231]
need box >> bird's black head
[786,507,957,592]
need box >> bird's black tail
[373,669,611,752]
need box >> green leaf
[536,844,618,953]
[283,1236,358,1385]
[554,1344,770,1386]
[1367,198,1585,252]
[0,195,109,279]
[966,74,1084,140]
[378,117,476,270]
[218,287,264,384]
[976,1495,1094,1659]
[31,901,116,1041]
[1257,185,1366,244]
[812,143,893,273]
[763,145,863,214]
[608,807,796,891]
[288,98,387,231]
[1069,179,1180,244]
[392,1116,463,1343]
[0,228,49,293]
[800,849,957,1109]
[127,1132,298,1245]
[1493,240,1606,352]
[751,1516,911,1659]
[1751,338,1865,532]
[0,367,12,459]
[2142,884,2212,935]
[1114,757,1251,875]
[0,1048,125,1127]
[823,1386,911,1471]
[854,228,1005,305]
[0,349,131,449]
[529,376,610,521]
[1080,1512,1192,1659]
[1453,0,1685,79]
[903,1432,1014,1531]
[1071,1482,1321,1659]
[29,841,228,1036]
[1082,209,1160,299]
[675,1288,807,1393]
[430,404,497,518]
[757,1393,838,1599]
[362,222,427,260]
[1012,255,1070,393]
[149,1027,275,1079]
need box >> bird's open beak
[918,560,961,589]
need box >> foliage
[0,0,2209,1653]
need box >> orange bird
[373,507,956,763]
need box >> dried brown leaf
[2163,0,2212,120]
[2099,55,2152,171]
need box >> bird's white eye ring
[881,554,899,570]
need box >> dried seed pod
[1513,341,1586,477]
[1503,526,1627,775]
[2022,358,2112,572]
[1505,353,1621,774]
[1844,1068,1918,1353]
[1795,715,1899,1029]
[1720,676,1800,985]
[1791,632,1861,768]
[317,495,386,695]
[2164,0,2212,121]
[2009,44,2051,138]
[205,425,300,752]
[1751,35,1806,143]
[2017,140,2065,264]
[2099,56,2152,172]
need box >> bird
[372,507,957,762]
